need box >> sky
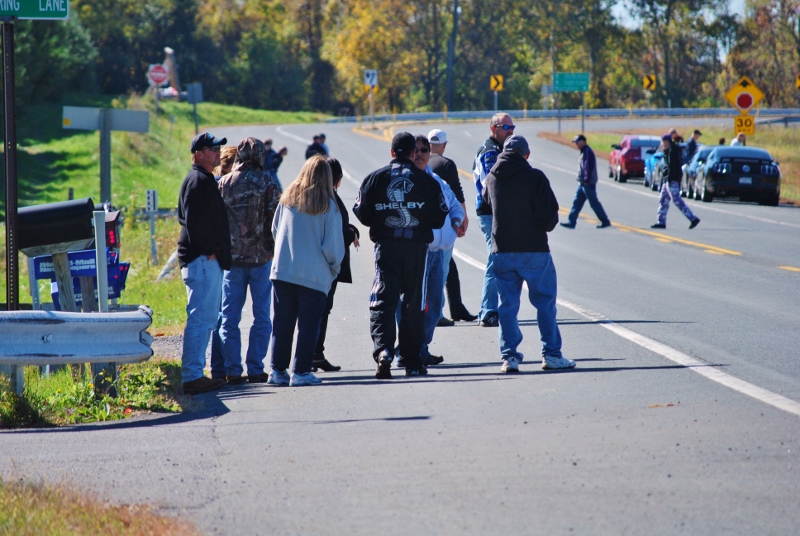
[612,0,747,29]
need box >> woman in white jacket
[267,156,344,387]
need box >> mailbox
[18,198,96,257]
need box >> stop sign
[736,92,754,112]
[148,64,169,86]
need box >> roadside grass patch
[540,126,799,205]
[0,478,199,536]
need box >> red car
[609,135,661,183]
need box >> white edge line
[452,246,800,417]
[275,126,310,144]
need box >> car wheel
[759,193,779,206]
[608,165,614,178]
[687,181,694,199]
[619,171,628,183]
[701,187,713,203]
[651,177,660,191]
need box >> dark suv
[694,146,781,206]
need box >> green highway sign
[0,0,69,20]
[553,72,590,93]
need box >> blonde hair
[213,146,238,176]
[280,155,335,215]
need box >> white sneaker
[267,369,290,386]
[501,357,520,373]
[290,372,323,386]
[542,356,576,370]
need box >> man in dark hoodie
[482,135,576,374]
[177,132,232,395]
[218,137,282,385]
[353,132,448,379]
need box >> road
[2,118,799,535]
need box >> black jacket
[353,158,448,244]
[334,190,359,284]
[429,153,465,204]
[177,163,232,269]
[481,151,559,254]
[666,143,683,183]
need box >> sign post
[364,70,378,128]
[147,63,169,116]
[490,75,503,111]
[146,190,158,266]
[554,72,590,135]
[2,2,70,312]
[186,82,203,135]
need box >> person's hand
[208,253,217,260]
[353,235,360,249]
[459,213,469,235]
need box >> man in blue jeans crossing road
[561,134,612,229]
[481,135,576,373]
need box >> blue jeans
[492,252,563,361]
[181,255,223,383]
[269,279,328,375]
[420,248,451,357]
[220,262,272,377]
[210,313,225,379]
[478,214,498,320]
[567,183,610,226]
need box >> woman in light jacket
[267,156,345,387]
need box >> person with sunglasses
[472,113,516,329]
[178,132,232,395]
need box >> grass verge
[539,126,799,205]
[0,478,199,535]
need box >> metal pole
[93,211,109,314]
[494,91,498,111]
[582,93,585,134]
[150,212,157,266]
[193,99,199,135]
[369,89,375,128]
[100,109,112,203]
[558,93,561,136]
[3,19,18,311]
[445,0,459,112]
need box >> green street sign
[0,0,69,20]
[553,72,590,93]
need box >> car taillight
[713,163,731,174]
[760,164,779,175]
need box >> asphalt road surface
[2,118,799,535]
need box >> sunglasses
[417,147,430,153]
[205,146,221,152]
[494,124,515,131]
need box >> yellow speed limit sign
[734,115,755,136]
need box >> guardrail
[327,107,800,123]
[0,305,154,394]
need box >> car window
[631,139,660,148]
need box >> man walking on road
[561,134,611,229]
[473,113,516,328]
[482,135,575,373]
[177,133,232,395]
[218,138,282,385]
[353,132,448,379]
[651,133,700,230]
[428,128,476,324]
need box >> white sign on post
[364,69,378,87]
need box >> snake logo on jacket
[382,164,419,228]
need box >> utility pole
[446,0,459,112]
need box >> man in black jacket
[177,132,232,395]
[482,135,576,373]
[353,132,448,379]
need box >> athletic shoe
[375,353,393,380]
[405,365,429,377]
[480,312,499,327]
[182,376,226,395]
[437,317,455,327]
[596,221,612,229]
[650,223,666,229]
[226,375,248,385]
[267,369,290,386]
[290,372,323,386]
[560,222,576,229]
[311,357,341,372]
[451,307,478,322]
[422,354,444,366]
[500,357,520,373]
[248,373,270,383]
[541,356,577,370]
[689,217,700,229]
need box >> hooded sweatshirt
[481,151,560,254]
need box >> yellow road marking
[458,168,472,180]
[779,266,800,272]
[610,222,742,256]
[351,126,392,142]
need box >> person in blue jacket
[561,134,611,229]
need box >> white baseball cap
[427,129,447,144]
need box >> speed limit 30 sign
[734,115,755,136]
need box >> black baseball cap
[572,134,587,143]
[391,132,416,157]
[191,132,227,153]
[503,135,530,154]
[693,129,702,135]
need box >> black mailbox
[18,198,96,255]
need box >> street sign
[796,74,800,90]
[734,115,755,136]
[62,107,149,133]
[186,82,203,104]
[643,75,656,91]
[364,69,378,88]
[0,0,69,20]
[554,72,590,93]
[147,64,169,87]
[146,190,158,213]
[490,74,504,92]
[725,76,764,115]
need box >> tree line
[10,0,800,114]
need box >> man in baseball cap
[561,134,612,229]
[190,132,227,153]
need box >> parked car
[609,135,661,183]
[681,145,713,198]
[694,146,781,205]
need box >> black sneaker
[421,354,444,366]
[650,222,666,229]
[480,312,499,327]
[436,317,455,327]
[227,375,248,385]
[689,217,700,229]
[560,222,576,229]
[405,365,429,377]
[451,306,478,322]
[182,376,226,395]
[375,352,393,380]
[248,372,270,383]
